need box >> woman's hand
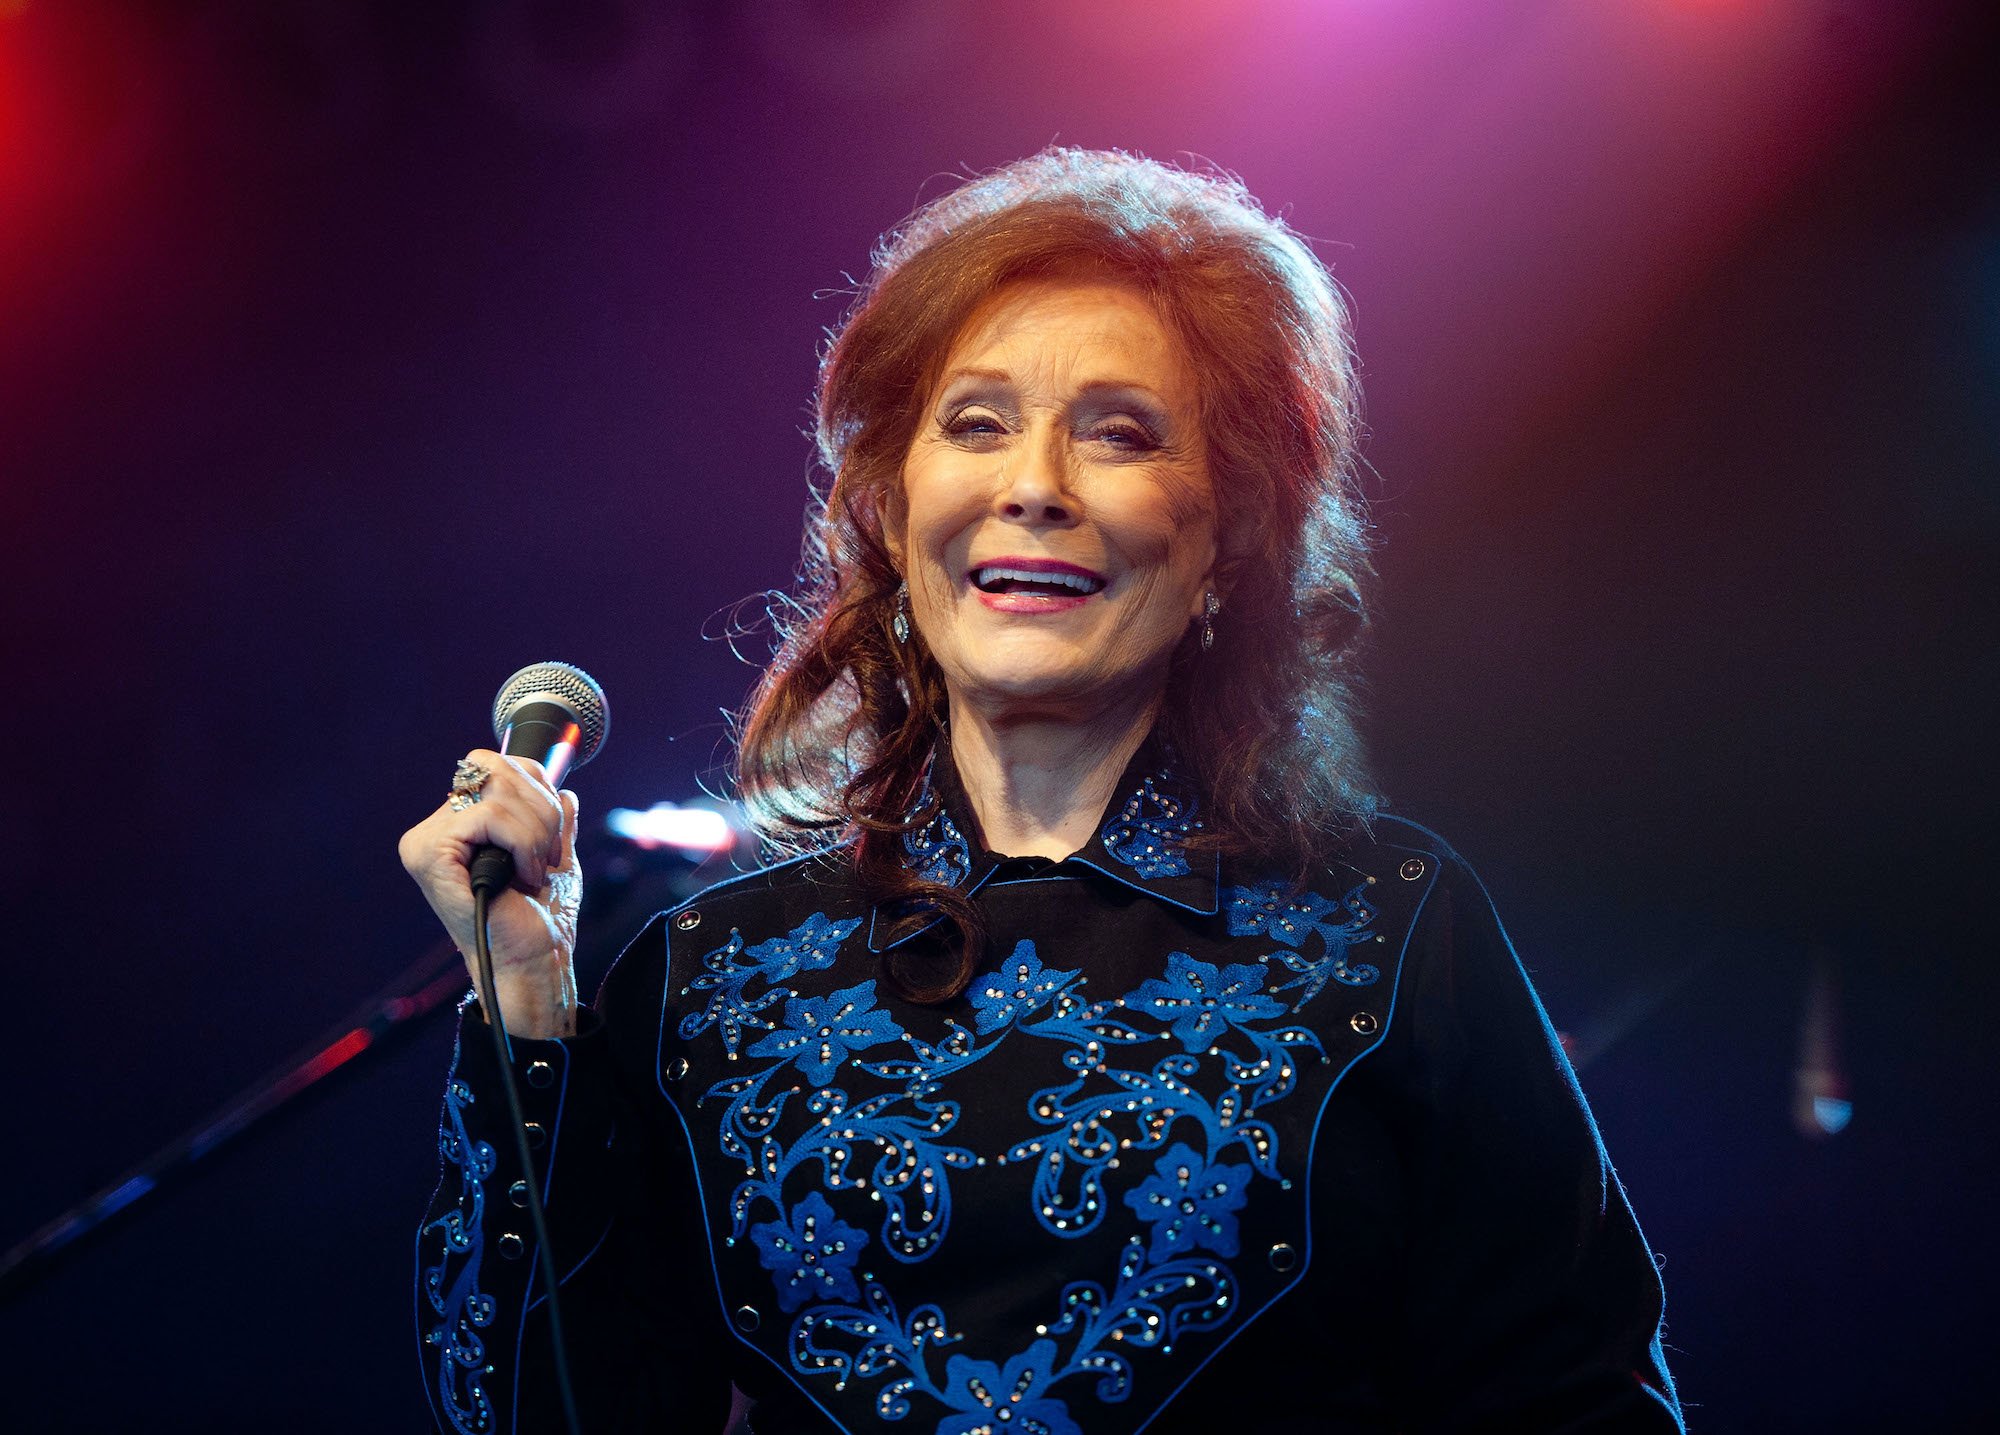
[399,750,582,1039]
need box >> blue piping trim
[416,1182,447,1434]
[864,865,998,952]
[1065,846,1223,916]
[866,843,1221,947]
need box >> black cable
[472,887,584,1435]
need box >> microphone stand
[0,938,469,1299]
[0,828,736,1302]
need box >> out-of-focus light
[606,802,738,855]
[1793,948,1847,1140]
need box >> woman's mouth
[968,560,1106,597]
[968,559,1106,613]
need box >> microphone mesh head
[490,661,610,768]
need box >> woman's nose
[995,428,1077,526]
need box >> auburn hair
[733,148,1375,1003]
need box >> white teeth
[972,565,1101,593]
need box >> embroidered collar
[867,740,1221,952]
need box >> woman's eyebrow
[1069,381,1178,428]
[934,371,1177,424]
[936,366,1014,393]
[1070,379,1170,407]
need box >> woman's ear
[1190,527,1227,620]
[880,480,909,572]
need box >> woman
[402,150,1683,1434]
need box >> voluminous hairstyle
[734,148,1376,1002]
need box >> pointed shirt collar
[866,739,1221,953]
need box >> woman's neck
[944,691,1161,860]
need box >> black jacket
[417,754,1683,1433]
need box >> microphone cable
[458,659,607,1435]
[470,881,585,1435]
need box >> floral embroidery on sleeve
[421,1077,499,1435]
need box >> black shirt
[417,751,1683,1434]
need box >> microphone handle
[467,843,516,899]
[466,699,583,898]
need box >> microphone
[467,661,610,898]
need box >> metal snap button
[664,1055,690,1081]
[1350,1011,1379,1036]
[733,1305,761,1332]
[508,1180,530,1208]
[674,909,702,932]
[525,1060,555,1089]
[1268,1243,1299,1272]
[523,1121,546,1150]
[497,1233,525,1260]
[1398,857,1426,881]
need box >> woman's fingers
[475,806,557,891]
[404,750,566,891]
[496,751,558,799]
[454,751,562,860]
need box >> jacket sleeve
[415,939,734,1433]
[1388,846,1684,1433]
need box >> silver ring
[448,758,490,811]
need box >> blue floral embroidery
[1226,878,1382,1003]
[1224,885,1337,947]
[747,980,907,1086]
[1099,775,1198,879]
[684,853,1381,1434]
[1123,1142,1253,1261]
[903,797,972,886]
[743,912,858,982]
[751,1190,870,1313]
[421,1077,499,1435]
[937,1339,1081,1435]
[1128,952,1287,1053]
[680,914,864,1058]
[969,941,1083,1034]
[793,1241,1236,1426]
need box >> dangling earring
[1200,591,1220,652]
[892,581,911,645]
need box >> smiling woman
[405,149,1684,1435]
[736,149,1379,1003]
[892,280,1218,834]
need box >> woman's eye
[943,411,1007,439]
[1093,422,1159,451]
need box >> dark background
[2,1,1994,1429]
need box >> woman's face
[888,278,1217,726]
